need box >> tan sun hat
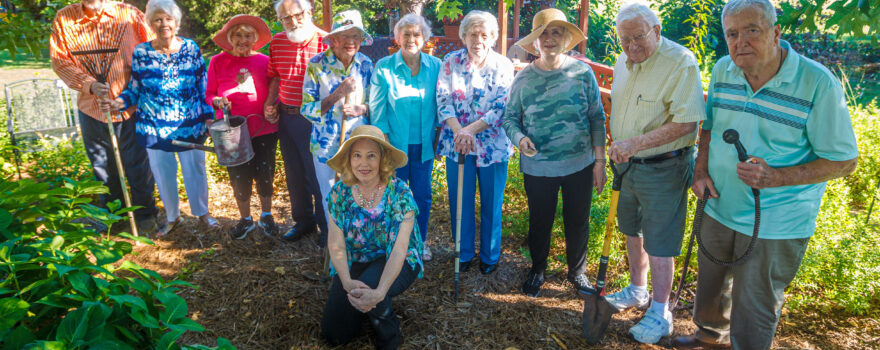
[515,8,586,56]
[212,15,272,52]
[326,125,408,173]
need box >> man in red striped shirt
[266,0,329,242]
[50,0,159,233]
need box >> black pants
[523,163,595,276]
[322,260,419,350]
[78,112,157,221]
[226,133,278,203]
[277,107,326,233]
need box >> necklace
[354,183,383,208]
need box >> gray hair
[146,0,182,30]
[273,0,312,18]
[722,0,777,28]
[616,1,661,28]
[394,14,432,44]
[459,10,498,44]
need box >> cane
[324,93,352,275]
[453,152,465,301]
[70,48,139,237]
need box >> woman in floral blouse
[320,125,423,349]
[436,10,514,275]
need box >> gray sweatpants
[692,214,810,350]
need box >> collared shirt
[610,37,706,157]
[369,51,442,163]
[50,2,154,122]
[703,40,859,240]
[502,57,606,177]
[436,49,514,167]
[301,49,373,163]
[267,31,327,107]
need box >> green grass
[0,49,51,69]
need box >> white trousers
[313,157,337,226]
[146,148,210,222]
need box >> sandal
[156,216,181,237]
[199,214,221,230]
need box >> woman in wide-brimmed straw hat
[320,125,424,349]
[501,8,608,298]
[204,14,281,240]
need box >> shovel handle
[171,140,215,153]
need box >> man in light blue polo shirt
[674,0,858,349]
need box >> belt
[629,146,691,164]
[279,104,300,114]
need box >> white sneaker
[605,285,650,311]
[423,246,433,262]
[629,307,673,344]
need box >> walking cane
[324,94,352,275]
[70,48,139,237]
[453,153,465,301]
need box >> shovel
[579,162,628,344]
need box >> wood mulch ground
[122,168,880,350]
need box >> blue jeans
[445,156,508,265]
[395,144,433,242]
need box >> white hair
[273,0,312,18]
[146,0,182,33]
[394,14,432,45]
[722,0,777,28]
[459,10,498,44]
[616,1,661,28]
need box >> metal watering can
[172,107,256,167]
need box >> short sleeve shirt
[703,40,859,239]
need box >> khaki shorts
[615,149,694,257]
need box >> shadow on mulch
[122,179,878,349]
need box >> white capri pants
[146,148,210,222]
[313,157,337,226]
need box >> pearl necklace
[354,183,383,208]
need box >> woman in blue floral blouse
[320,125,423,349]
[436,10,514,275]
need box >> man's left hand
[608,139,639,163]
[736,156,779,189]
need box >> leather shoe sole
[479,261,497,274]
[672,335,731,349]
[282,225,316,242]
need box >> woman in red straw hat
[205,14,280,240]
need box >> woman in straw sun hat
[205,14,281,240]
[501,7,608,298]
[320,125,424,349]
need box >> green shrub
[0,177,235,349]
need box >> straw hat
[212,15,272,52]
[326,125,407,173]
[323,10,373,46]
[515,8,586,56]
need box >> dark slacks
[226,132,278,202]
[523,163,595,277]
[322,260,419,350]
[277,107,326,233]
[78,112,156,221]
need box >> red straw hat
[212,15,272,52]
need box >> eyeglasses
[279,10,306,23]
[619,27,655,45]
[337,33,364,42]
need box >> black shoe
[135,217,158,236]
[479,261,497,275]
[568,273,593,292]
[230,218,256,240]
[521,270,544,297]
[281,224,316,242]
[258,214,279,237]
[458,260,472,273]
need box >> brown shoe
[673,335,731,349]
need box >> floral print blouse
[301,49,373,163]
[327,178,424,278]
[436,49,515,167]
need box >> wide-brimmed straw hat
[515,8,586,56]
[326,125,407,173]
[322,10,373,46]
[212,15,272,52]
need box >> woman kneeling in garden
[321,125,424,349]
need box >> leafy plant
[434,0,463,23]
[0,177,236,349]
[778,0,880,45]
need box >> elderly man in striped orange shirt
[603,1,706,344]
[50,0,159,233]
